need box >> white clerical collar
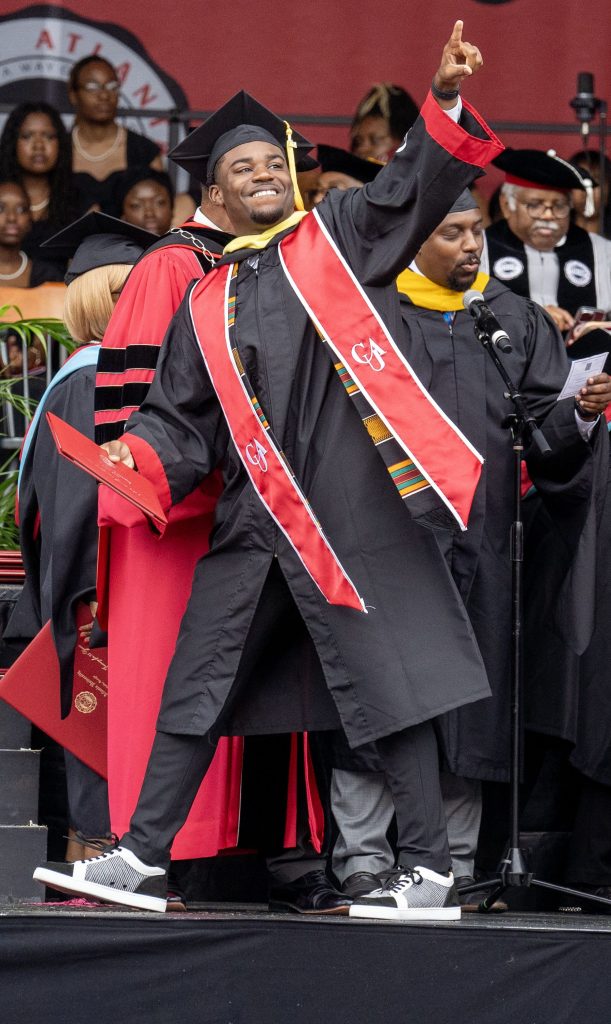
[193,207,224,232]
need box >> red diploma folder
[0,607,107,777]
[46,411,168,531]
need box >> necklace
[30,195,50,213]
[72,124,123,163]
[0,250,28,280]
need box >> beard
[249,201,287,226]
[447,264,479,291]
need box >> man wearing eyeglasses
[483,149,611,332]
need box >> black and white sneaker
[349,866,460,921]
[33,846,168,913]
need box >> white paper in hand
[557,353,608,401]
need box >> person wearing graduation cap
[307,145,383,207]
[4,212,156,866]
[482,148,611,332]
[34,21,507,921]
[328,189,611,907]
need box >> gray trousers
[331,768,482,881]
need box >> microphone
[463,290,512,353]
[570,72,600,139]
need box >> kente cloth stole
[189,211,483,612]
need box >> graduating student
[36,22,503,921]
[329,191,611,906]
[4,213,155,858]
[483,149,611,331]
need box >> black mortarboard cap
[42,212,157,284]
[448,189,479,214]
[317,145,383,184]
[493,148,594,191]
[169,90,313,186]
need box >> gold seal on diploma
[75,691,97,714]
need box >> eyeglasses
[78,81,120,94]
[520,199,571,218]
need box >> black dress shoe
[455,875,508,913]
[341,871,382,899]
[269,870,352,915]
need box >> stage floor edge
[1,903,610,1024]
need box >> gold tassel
[284,120,305,212]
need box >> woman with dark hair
[0,101,82,260]
[113,167,174,236]
[0,181,64,286]
[349,83,419,162]
[69,55,163,213]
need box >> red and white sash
[189,266,366,613]
[189,212,484,612]
[279,210,483,529]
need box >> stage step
[0,748,40,825]
[0,699,31,748]
[0,824,47,902]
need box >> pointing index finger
[450,19,464,45]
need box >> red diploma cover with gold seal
[0,605,108,777]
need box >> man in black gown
[35,22,506,921]
[329,191,611,905]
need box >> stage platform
[2,901,611,1024]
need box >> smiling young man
[330,190,611,911]
[35,23,508,922]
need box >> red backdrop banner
[0,2,608,180]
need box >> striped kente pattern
[333,359,431,503]
[251,396,269,429]
[389,459,428,497]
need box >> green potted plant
[0,304,74,552]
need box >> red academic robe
[95,225,245,858]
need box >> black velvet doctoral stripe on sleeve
[125,284,225,507]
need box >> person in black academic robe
[328,191,610,901]
[482,149,611,331]
[35,26,510,919]
[524,398,611,898]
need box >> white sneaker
[33,846,167,913]
[349,866,461,921]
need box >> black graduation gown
[123,104,501,749]
[5,364,99,717]
[524,431,611,786]
[398,279,605,780]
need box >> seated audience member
[483,149,611,331]
[570,149,611,238]
[69,55,163,213]
[349,82,419,162]
[0,181,64,287]
[0,102,84,263]
[113,167,174,235]
[307,145,382,207]
[4,213,157,868]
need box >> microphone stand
[459,317,611,913]
[570,74,607,237]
